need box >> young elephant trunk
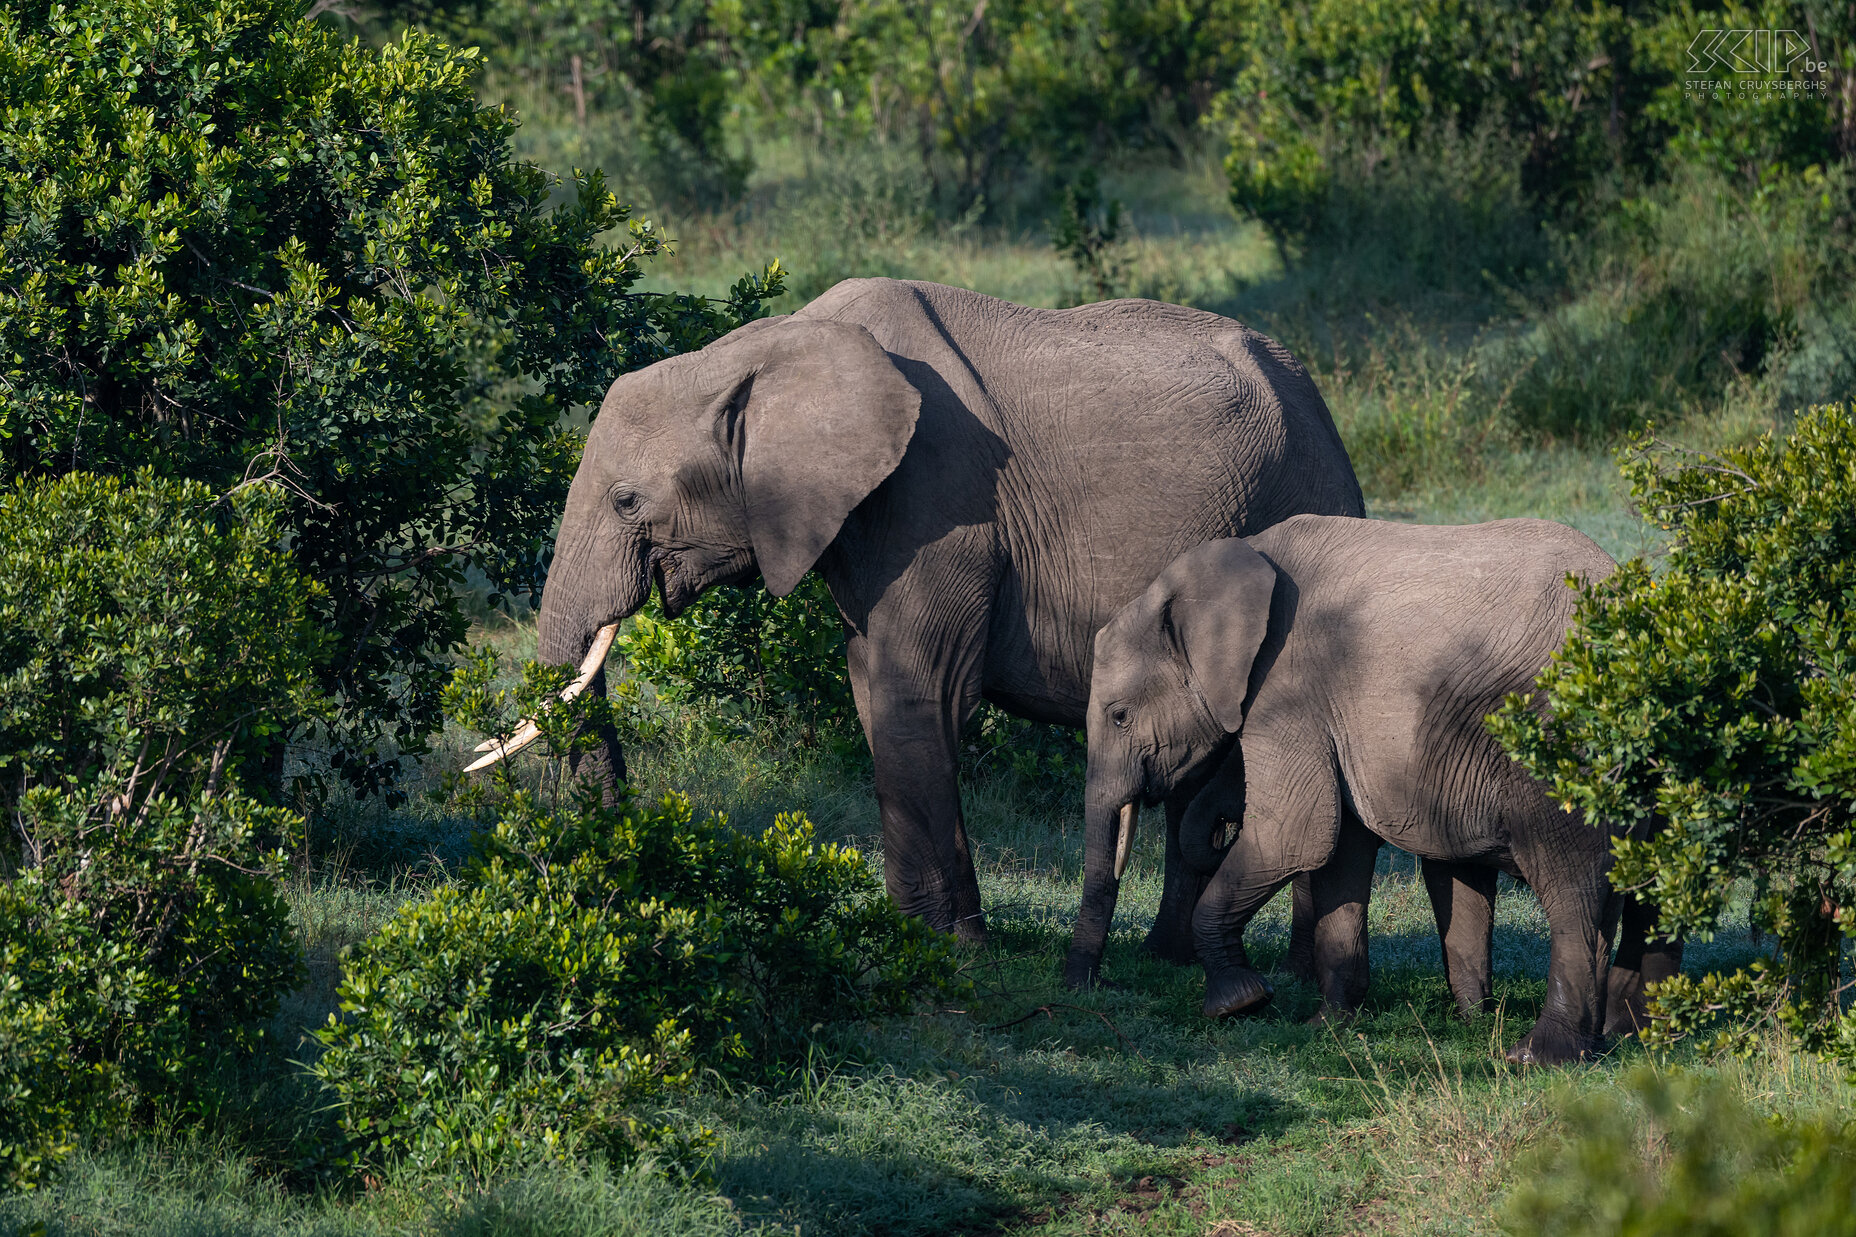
[1064,777,1138,989]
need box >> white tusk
[560,621,620,702]
[1113,801,1139,880]
[464,721,542,772]
[464,622,621,771]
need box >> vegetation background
[7,0,1856,1232]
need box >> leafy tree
[1218,1,1856,250]
[1634,0,1851,186]
[361,1,1259,217]
[0,472,319,1189]
[1218,0,1642,246]
[755,0,1231,213]
[363,0,752,203]
[0,0,783,798]
[1493,406,1856,1065]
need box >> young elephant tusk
[1113,801,1139,880]
[464,622,621,771]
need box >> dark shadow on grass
[698,911,1310,1237]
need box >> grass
[2,680,1820,1237]
[7,135,1849,1236]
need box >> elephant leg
[1308,814,1381,1016]
[1420,858,1497,1017]
[1193,724,1342,1019]
[1141,795,1209,964]
[845,617,988,945]
[567,667,629,808]
[1505,819,1619,1065]
[1147,744,1259,964]
[1283,873,1318,983]
[1605,892,1683,1037]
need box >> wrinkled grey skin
[1180,753,1505,1019]
[1069,515,1641,1064]
[1185,784,1679,1036]
[537,278,1364,944]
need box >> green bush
[0,0,782,798]
[0,962,70,1194]
[1218,0,1636,246]
[1493,406,1856,1065]
[1495,164,1856,440]
[313,649,964,1181]
[617,574,857,742]
[1051,168,1130,305]
[1507,1068,1856,1237]
[0,472,320,1190]
[617,573,1085,802]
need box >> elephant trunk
[1178,788,1235,875]
[536,586,603,678]
[536,503,652,670]
[1064,772,1138,988]
[466,507,652,779]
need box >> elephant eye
[611,488,642,515]
[1111,706,1130,729]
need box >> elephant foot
[1203,965,1275,1019]
[1451,985,1495,1021]
[1063,947,1104,991]
[1141,917,1198,966]
[1281,945,1317,986]
[1304,1002,1356,1028]
[1604,967,1651,1038]
[1505,1021,1601,1066]
[953,913,989,948]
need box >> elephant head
[1064,538,1277,985]
[472,317,921,772]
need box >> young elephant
[1065,515,1623,1064]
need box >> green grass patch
[3,688,1816,1236]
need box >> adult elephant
[512,278,1364,945]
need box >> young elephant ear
[1158,539,1279,732]
[724,319,922,597]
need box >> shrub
[1507,1068,1856,1237]
[313,649,965,1181]
[0,964,70,1193]
[1218,0,1637,247]
[1493,407,1856,1065]
[1495,164,1856,440]
[617,572,1086,801]
[0,0,783,798]
[1051,168,1130,305]
[617,573,857,742]
[0,472,320,1189]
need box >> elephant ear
[1158,539,1278,732]
[729,319,921,597]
